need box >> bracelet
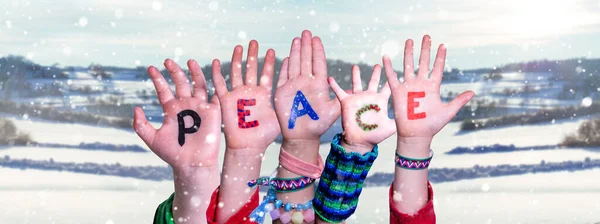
[248,170,316,193]
[279,148,325,179]
[249,189,315,224]
[395,150,434,170]
[313,133,378,223]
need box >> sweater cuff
[153,193,175,224]
[389,182,436,224]
[206,186,260,224]
[314,133,378,223]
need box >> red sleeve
[206,186,260,224]
[389,182,436,224]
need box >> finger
[380,81,391,97]
[300,30,313,76]
[327,77,348,101]
[352,65,363,93]
[431,44,447,86]
[164,59,192,98]
[403,39,416,81]
[187,59,208,101]
[147,66,175,104]
[210,94,220,107]
[245,40,259,85]
[417,35,432,79]
[133,107,157,148]
[230,45,244,88]
[260,49,276,92]
[446,90,475,121]
[382,55,400,90]
[367,64,382,92]
[211,59,228,98]
[276,57,289,88]
[311,36,327,78]
[288,37,301,78]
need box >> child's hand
[211,40,280,152]
[383,35,474,142]
[328,65,396,154]
[274,30,341,140]
[133,59,221,171]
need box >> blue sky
[1,0,599,69]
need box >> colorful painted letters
[177,110,201,146]
[288,91,319,129]
[407,91,426,120]
[237,99,259,129]
[355,104,380,131]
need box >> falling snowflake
[114,8,124,19]
[581,97,593,107]
[208,1,219,11]
[381,40,400,59]
[152,1,163,11]
[237,31,247,40]
[329,22,340,33]
[78,17,88,27]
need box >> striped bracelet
[395,150,434,170]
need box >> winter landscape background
[2,0,600,223]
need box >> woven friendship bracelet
[279,148,325,179]
[248,175,316,192]
[313,133,378,223]
[395,150,434,170]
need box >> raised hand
[274,30,341,140]
[133,59,221,223]
[386,35,475,215]
[134,59,221,170]
[328,64,396,154]
[211,40,280,223]
[383,35,474,141]
[211,40,280,151]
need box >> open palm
[383,35,475,138]
[328,64,396,147]
[133,59,221,169]
[212,40,280,151]
[274,30,340,140]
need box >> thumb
[133,107,157,148]
[445,90,475,120]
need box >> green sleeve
[153,193,175,224]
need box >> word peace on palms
[329,64,396,147]
[383,35,475,138]
[274,30,340,140]
[212,40,280,151]
[134,59,222,169]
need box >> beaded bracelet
[395,150,434,170]
[249,188,315,224]
[313,133,378,223]
[248,175,315,192]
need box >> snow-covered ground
[1,71,598,223]
[2,168,599,223]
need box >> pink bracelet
[279,148,324,179]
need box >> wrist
[340,133,375,155]
[281,138,321,164]
[397,136,432,158]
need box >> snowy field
[2,109,600,223]
[2,168,599,223]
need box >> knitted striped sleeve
[153,193,175,224]
[313,133,378,223]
